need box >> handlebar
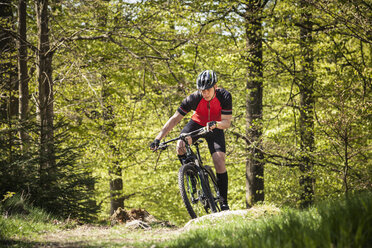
[153,126,210,152]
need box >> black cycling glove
[207,121,217,130]
[150,139,160,150]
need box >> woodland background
[0,0,370,225]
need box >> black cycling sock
[217,172,228,204]
[178,154,187,165]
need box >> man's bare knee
[176,140,186,155]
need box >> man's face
[200,85,216,101]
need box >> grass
[0,193,179,247]
[156,191,372,248]
[0,193,74,247]
[1,192,371,247]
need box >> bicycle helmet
[196,70,217,90]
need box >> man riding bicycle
[150,70,232,211]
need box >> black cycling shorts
[180,119,226,154]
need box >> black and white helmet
[196,70,217,90]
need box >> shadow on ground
[0,239,97,248]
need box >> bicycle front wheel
[178,163,210,219]
[204,165,221,212]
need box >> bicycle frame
[156,126,220,213]
[182,139,217,212]
[180,136,207,184]
[179,131,218,192]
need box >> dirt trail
[39,224,180,247]
[36,208,279,247]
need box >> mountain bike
[155,126,222,219]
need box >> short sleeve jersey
[177,88,232,127]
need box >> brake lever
[159,144,168,150]
[153,144,169,152]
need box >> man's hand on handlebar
[207,121,217,132]
[150,124,214,153]
[150,139,160,151]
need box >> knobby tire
[204,165,221,212]
[178,163,218,219]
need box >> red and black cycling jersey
[177,88,232,126]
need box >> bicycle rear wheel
[178,163,211,219]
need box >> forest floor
[1,206,279,247]
[3,194,371,247]
[36,224,180,247]
[33,209,269,247]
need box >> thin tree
[0,0,18,162]
[35,0,55,187]
[94,0,125,214]
[297,0,315,207]
[101,78,125,215]
[243,0,267,207]
[17,0,29,151]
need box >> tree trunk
[35,0,55,184]
[343,132,349,193]
[0,0,18,163]
[18,0,30,151]
[244,0,265,208]
[0,0,18,117]
[109,166,124,215]
[298,0,315,208]
[101,78,124,215]
[95,0,125,215]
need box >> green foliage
[0,0,370,225]
[0,118,98,222]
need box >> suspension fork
[194,143,203,166]
[183,137,193,157]
[182,137,208,191]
